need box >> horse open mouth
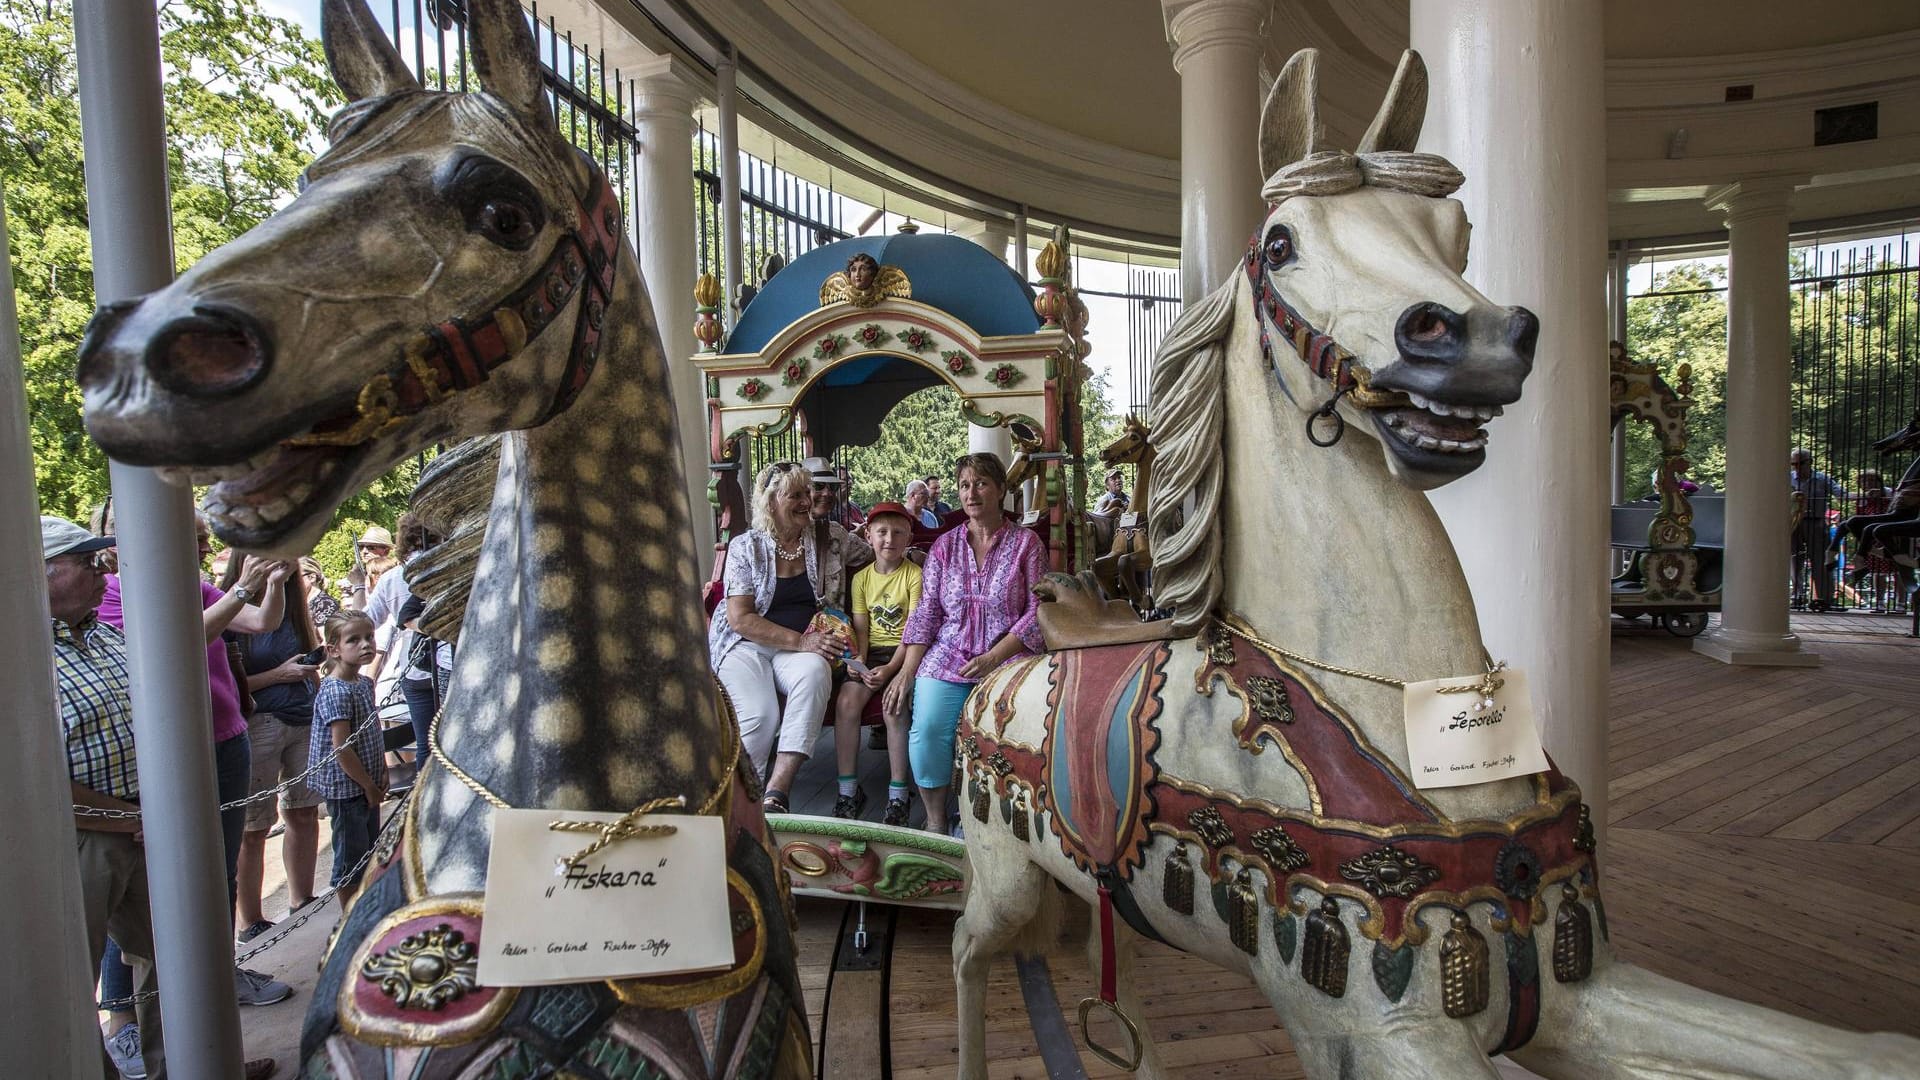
[157,441,363,541]
[1373,391,1501,454]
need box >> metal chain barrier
[95,786,414,1011]
[74,677,414,821]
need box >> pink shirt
[99,576,250,743]
[901,521,1047,684]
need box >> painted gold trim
[606,868,767,1008]
[782,842,831,877]
[336,895,517,1047]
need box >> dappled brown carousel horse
[75,1,807,1075]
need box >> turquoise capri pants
[907,676,975,790]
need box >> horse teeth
[1385,414,1409,429]
[257,496,293,522]
[154,465,193,487]
[1414,434,1442,450]
[286,481,314,505]
[1440,439,1464,452]
[228,504,264,529]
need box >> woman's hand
[264,559,293,587]
[882,675,913,718]
[267,655,318,686]
[957,647,1008,681]
[236,555,273,595]
[799,630,846,662]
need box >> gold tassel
[1300,897,1349,997]
[1228,869,1259,955]
[1163,844,1195,915]
[1009,791,1030,842]
[1553,884,1593,983]
[1440,911,1490,1018]
[970,778,989,824]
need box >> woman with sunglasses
[709,461,855,812]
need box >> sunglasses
[763,461,800,493]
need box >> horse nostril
[144,304,272,399]
[1395,302,1465,362]
[75,297,144,391]
[1507,306,1541,362]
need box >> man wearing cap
[802,456,873,610]
[43,516,167,1079]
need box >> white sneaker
[104,1022,146,1080]
[234,966,292,1006]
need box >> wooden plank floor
[789,611,1920,1076]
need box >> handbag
[224,636,256,719]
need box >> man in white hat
[800,457,872,610]
[42,515,167,1079]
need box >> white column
[1609,245,1629,504]
[631,57,715,568]
[1165,0,1265,305]
[1413,1,1613,835]
[952,218,1012,264]
[0,184,99,1077]
[716,50,744,326]
[74,3,249,1075]
[1694,178,1816,667]
[1012,210,1031,282]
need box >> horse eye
[477,199,537,248]
[1264,226,1294,268]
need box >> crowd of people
[1790,448,1916,612]
[48,505,445,1080]
[708,452,1045,833]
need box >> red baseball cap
[866,501,916,527]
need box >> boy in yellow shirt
[833,502,923,825]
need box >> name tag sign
[1402,668,1548,790]
[477,809,733,987]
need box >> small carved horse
[1094,414,1154,611]
[77,1,808,1075]
[953,49,1919,1080]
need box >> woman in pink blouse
[885,452,1047,833]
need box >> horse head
[77,0,619,555]
[1099,414,1151,466]
[1249,49,1538,489]
[1873,407,1920,455]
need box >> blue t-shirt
[235,613,314,723]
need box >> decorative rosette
[854,323,892,348]
[985,363,1024,388]
[780,358,809,386]
[737,377,769,402]
[941,350,976,376]
[898,327,936,353]
[812,333,848,361]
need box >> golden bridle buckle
[1076,995,1144,1072]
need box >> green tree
[1623,263,1729,499]
[3,0,434,562]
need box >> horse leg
[1512,961,1920,1080]
[952,843,1055,1080]
[1081,917,1169,1080]
[1251,965,1502,1080]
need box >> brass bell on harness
[1163,843,1195,916]
[1441,911,1490,1018]
[1301,897,1349,998]
[1553,883,1593,984]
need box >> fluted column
[1165,0,1265,304]
[1694,178,1816,667]
[1413,0,1613,836]
[631,57,715,567]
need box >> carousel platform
[223,612,1920,1078]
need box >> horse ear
[320,0,420,102]
[465,0,551,123]
[1259,49,1324,182]
[1356,50,1428,155]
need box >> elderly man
[44,516,166,1080]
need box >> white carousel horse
[953,49,1919,1080]
[76,0,809,1073]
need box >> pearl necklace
[774,533,804,561]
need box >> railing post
[73,4,249,1075]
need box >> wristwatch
[232,585,255,603]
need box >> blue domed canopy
[723,233,1040,356]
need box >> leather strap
[1245,232,1359,395]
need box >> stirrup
[1076,996,1143,1071]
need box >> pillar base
[1692,627,1821,667]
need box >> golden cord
[1220,615,1504,697]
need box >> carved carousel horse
[76,1,809,1075]
[953,49,1919,1080]
[1839,408,1920,567]
[1093,414,1155,611]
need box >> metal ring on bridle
[1306,384,1353,447]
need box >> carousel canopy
[723,233,1040,363]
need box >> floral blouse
[901,521,1047,684]
[708,523,871,669]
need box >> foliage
[1622,263,1729,499]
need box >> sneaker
[882,797,910,828]
[104,1023,145,1080]
[235,920,275,944]
[235,966,292,1006]
[832,788,867,820]
[245,1058,278,1080]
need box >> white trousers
[717,642,832,775]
